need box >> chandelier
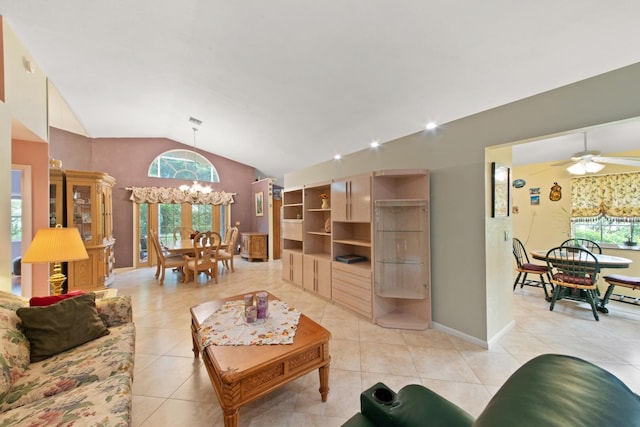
[179,126,212,194]
[180,180,212,194]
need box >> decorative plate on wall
[512,179,526,188]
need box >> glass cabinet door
[374,199,428,299]
[71,184,93,242]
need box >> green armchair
[344,354,640,427]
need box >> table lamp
[22,224,89,295]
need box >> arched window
[148,150,219,182]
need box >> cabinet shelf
[377,229,424,233]
[307,208,330,212]
[333,238,371,247]
[305,252,332,261]
[307,231,331,236]
[376,287,428,299]
[376,310,429,331]
[376,259,423,265]
[334,260,371,273]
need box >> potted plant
[623,221,637,246]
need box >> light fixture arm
[192,127,199,152]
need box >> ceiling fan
[554,132,640,175]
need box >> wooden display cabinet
[64,169,116,292]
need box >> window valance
[570,172,640,219]
[127,186,235,205]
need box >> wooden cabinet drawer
[332,264,372,318]
[332,262,371,281]
[282,220,303,240]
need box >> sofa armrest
[353,382,474,427]
[96,296,133,327]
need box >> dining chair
[149,229,185,285]
[599,274,640,313]
[512,238,553,300]
[545,246,601,320]
[560,238,602,254]
[173,226,196,241]
[183,231,221,284]
[218,227,239,272]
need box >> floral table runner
[198,300,301,347]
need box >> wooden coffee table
[190,291,331,427]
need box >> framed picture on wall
[491,162,510,217]
[255,191,264,216]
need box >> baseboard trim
[431,320,515,350]
[487,320,516,350]
[432,322,489,349]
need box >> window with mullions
[192,204,213,232]
[158,204,182,242]
[573,218,639,246]
[148,150,219,182]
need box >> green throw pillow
[16,293,109,362]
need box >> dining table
[162,238,231,284]
[530,250,633,269]
[162,239,229,256]
[530,249,633,313]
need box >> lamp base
[49,263,67,296]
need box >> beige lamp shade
[22,225,89,264]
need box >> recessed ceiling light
[370,141,379,148]
[425,122,437,130]
[334,154,342,160]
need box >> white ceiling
[511,118,640,167]
[2,1,640,179]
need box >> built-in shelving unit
[281,169,431,329]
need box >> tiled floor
[114,259,640,427]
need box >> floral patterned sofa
[0,290,135,426]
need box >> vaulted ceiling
[2,2,640,179]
